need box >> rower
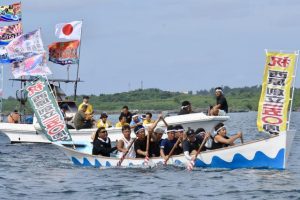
[92,127,117,156]
[211,123,242,149]
[183,129,209,161]
[160,125,179,160]
[133,125,148,158]
[116,125,136,158]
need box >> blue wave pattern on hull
[70,148,285,169]
[190,148,285,169]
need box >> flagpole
[74,20,83,101]
[287,50,299,130]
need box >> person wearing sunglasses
[92,127,117,156]
[211,123,242,150]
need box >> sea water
[0,112,300,200]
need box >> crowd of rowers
[91,117,243,161]
[64,87,243,160]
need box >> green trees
[2,86,300,113]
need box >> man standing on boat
[119,105,133,124]
[209,87,228,116]
[117,125,136,158]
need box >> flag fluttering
[11,53,51,78]
[5,29,44,61]
[0,2,22,22]
[0,23,23,45]
[48,40,79,65]
[55,21,82,40]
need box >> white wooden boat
[0,113,229,143]
[55,130,295,169]
[54,50,299,170]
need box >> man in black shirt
[119,105,133,124]
[209,87,228,116]
[183,129,208,161]
[178,101,192,115]
[134,125,148,158]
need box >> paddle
[240,132,244,144]
[164,138,181,165]
[144,130,151,165]
[187,135,209,171]
[161,117,169,127]
[117,138,136,167]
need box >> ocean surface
[0,112,300,200]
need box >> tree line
[2,86,300,114]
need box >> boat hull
[0,113,229,144]
[56,131,292,169]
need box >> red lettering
[262,106,282,116]
[43,114,65,135]
[268,56,290,68]
[26,82,44,97]
[262,116,282,125]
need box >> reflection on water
[0,112,299,200]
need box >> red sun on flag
[62,24,73,36]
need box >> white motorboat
[0,112,230,143]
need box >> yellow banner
[257,52,296,133]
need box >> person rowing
[134,125,149,158]
[92,127,117,156]
[183,128,210,161]
[211,123,242,149]
[116,125,136,158]
[160,125,182,161]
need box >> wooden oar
[117,138,136,167]
[144,131,151,165]
[187,136,208,171]
[161,117,169,127]
[240,132,244,144]
[164,138,181,165]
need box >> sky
[1,0,300,98]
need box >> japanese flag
[55,21,82,40]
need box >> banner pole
[287,50,299,130]
[74,20,83,101]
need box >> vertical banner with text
[25,76,72,142]
[257,51,297,133]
